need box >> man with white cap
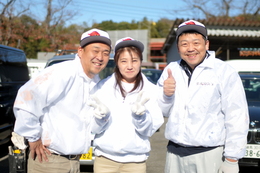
[157,20,249,173]
[13,28,111,173]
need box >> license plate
[80,147,93,160]
[244,144,260,159]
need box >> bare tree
[221,0,232,17]
[0,0,29,45]
[42,0,77,47]
[171,0,260,20]
[239,0,260,18]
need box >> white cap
[80,28,111,47]
[176,20,207,39]
[114,37,144,53]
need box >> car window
[47,60,71,67]
[241,78,260,102]
[142,69,162,84]
[99,59,115,79]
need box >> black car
[239,73,260,167]
[0,45,29,155]
[0,45,30,173]
[141,69,162,84]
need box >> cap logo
[88,31,100,36]
[123,38,132,41]
[185,21,196,25]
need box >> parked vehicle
[27,59,46,78]
[0,45,30,173]
[239,73,260,167]
[225,59,260,74]
[141,68,162,84]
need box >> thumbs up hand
[88,94,110,119]
[163,68,176,97]
[131,91,150,116]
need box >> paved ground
[146,118,168,173]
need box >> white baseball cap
[80,28,111,47]
[176,20,207,39]
[114,37,144,53]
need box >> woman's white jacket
[90,73,164,163]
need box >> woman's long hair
[114,46,144,98]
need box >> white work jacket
[13,55,99,155]
[157,51,249,160]
[90,73,164,162]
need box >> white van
[27,59,46,78]
[225,59,260,74]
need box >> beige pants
[94,156,146,173]
[165,146,224,173]
[27,152,80,173]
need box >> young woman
[88,37,164,173]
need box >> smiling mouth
[93,62,102,66]
[187,53,197,56]
[186,53,198,58]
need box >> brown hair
[114,46,144,98]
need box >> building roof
[209,29,260,37]
[162,18,260,53]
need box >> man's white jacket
[90,73,164,162]
[13,55,98,155]
[158,51,249,160]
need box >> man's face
[178,33,209,69]
[78,43,111,78]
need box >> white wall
[108,30,149,62]
[27,59,47,78]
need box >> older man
[13,28,111,173]
[158,20,249,173]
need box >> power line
[71,0,173,21]
[78,0,170,11]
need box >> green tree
[156,18,173,38]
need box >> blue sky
[20,0,248,26]
[68,0,186,25]
[30,0,195,26]
[70,0,195,25]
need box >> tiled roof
[172,28,260,37]
[173,18,260,28]
[208,29,260,37]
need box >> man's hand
[88,94,109,119]
[29,139,51,163]
[218,158,239,173]
[163,68,176,97]
[131,91,150,116]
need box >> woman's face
[117,50,141,83]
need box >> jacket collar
[179,51,214,71]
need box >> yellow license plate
[80,147,93,160]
